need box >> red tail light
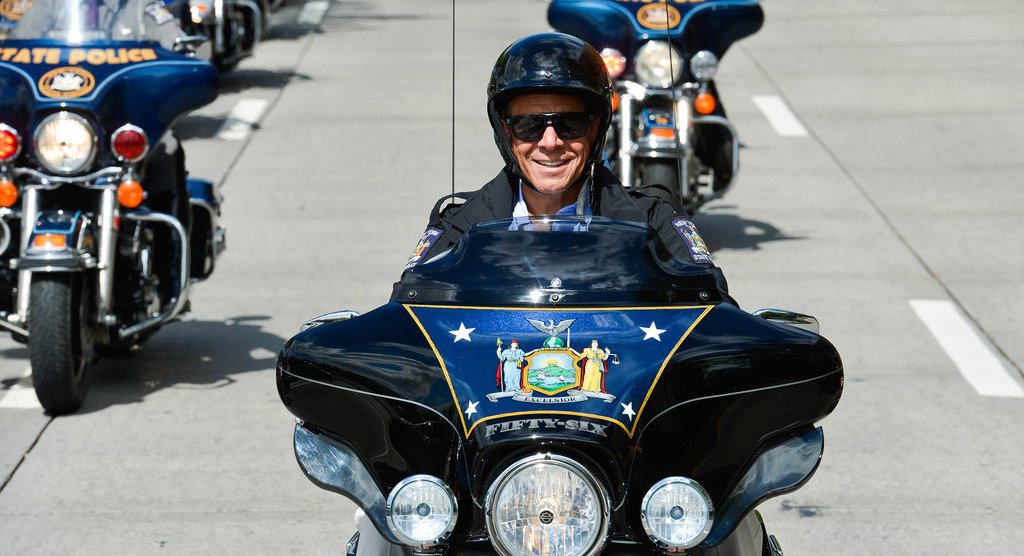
[600,48,626,79]
[111,124,148,162]
[0,124,21,162]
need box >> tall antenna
[450,0,456,202]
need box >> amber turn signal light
[117,180,144,208]
[32,233,67,249]
[695,92,716,115]
[0,179,16,208]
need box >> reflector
[32,233,67,249]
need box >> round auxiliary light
[635,40,683,89]
[111,124,148,163]
[689,50,719,82]
[117,180,144,208]
[486,454,610,556]
[33,112,97,175]
[695,92,717,115]
[0,178,17,209]
[640,477,714,550]
[600,48,626,79]
[0,124,22,162]
[385,475,458,548]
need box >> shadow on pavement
[694,207,804,252]
[219,68,311,95]
[173,115,226,142]
[77,315,286,414]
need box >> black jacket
[410,165,733,301]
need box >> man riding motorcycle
[12,0,195,306]
[363,32,737,556]
[403,32,731,303]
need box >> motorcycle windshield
[9,0,150,43]
[396,216,723,306]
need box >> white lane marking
[910,300,1024,398]
[0,366,41,410]
[752,95,808,137]
[297,0,330,25]
[216,98,269,141]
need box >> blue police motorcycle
[0,6,224,414]
[0,0,33,40]
[548,0,764,212]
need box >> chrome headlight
[486,454,609,556]
[385,475,458,548]
[634,41,683,89]
[640,477,713,549]
[33,112,97,175]
[690,50,719,82]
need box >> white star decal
[640,321,666,341]
[465,401,479,419]
[449,322,475,342]
[620,402,636,421]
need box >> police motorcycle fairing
[278,217,842,555]
[164,0,269,71]
[0,10,223,414]
[548,0,764,213]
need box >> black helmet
[487,33,613,180]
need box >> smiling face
[505,93,597,203]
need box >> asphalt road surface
[2,0,1023,553]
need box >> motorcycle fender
[16,210,98,272]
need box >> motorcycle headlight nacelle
[385,475,458,548]
[486,454,610,556]
[690,50,719,82]
[634,41,683,89]
[640,477,714,550]
[33,112,97,175]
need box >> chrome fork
[96,187,118,325]
[13,186,38,324]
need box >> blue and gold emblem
[405,305,713,438]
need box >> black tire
[640,159,684,211]
[28,274,95,415]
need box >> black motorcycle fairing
[278,217,843,550]
[278,303,842,546]
[277,303,467,493]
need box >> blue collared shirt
[510,181,592,231]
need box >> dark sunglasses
[504,112,595,142]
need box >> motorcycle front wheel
[640,159,684,210]
[28,274,96,415]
